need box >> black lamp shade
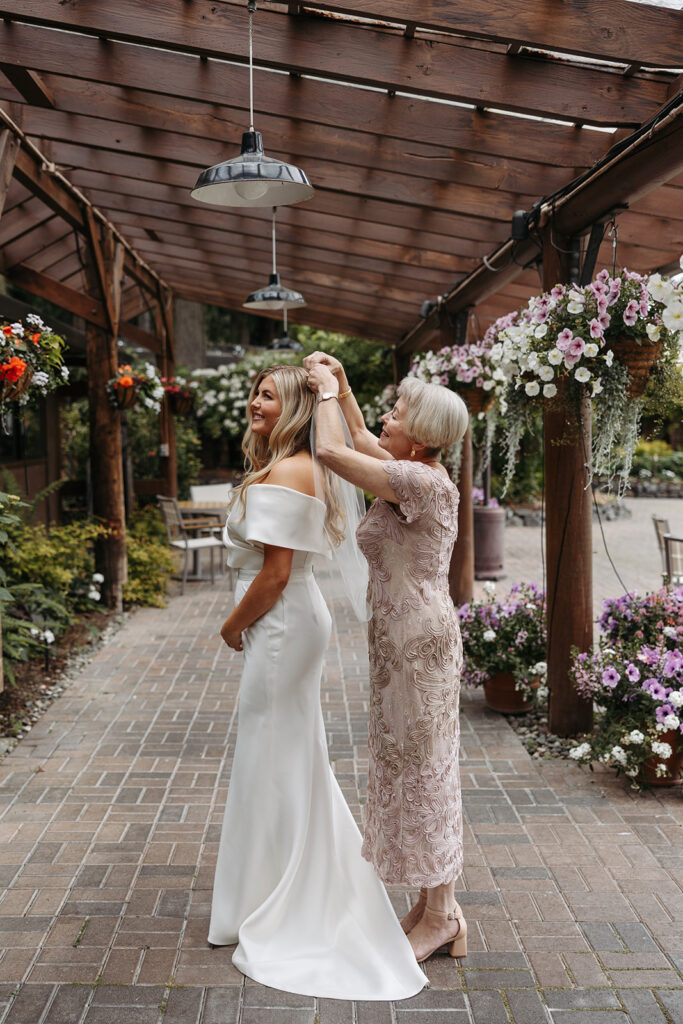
[243,273,306,311]
[191,131,314,208]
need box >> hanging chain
[607,216,619,277]
[271,206,277,275]
[248,0,256,131]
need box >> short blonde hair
[398,376,469,449]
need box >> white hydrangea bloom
[627,730,645,745]
[610,745,627,766]
[569,742,592,760]
[651,741,673,759]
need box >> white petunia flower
[662,302,683,332]
[567,301,584,314]
[538,365,554,382]
[525,380,540,397]
[575,367,591,383]
[543,383,557,399]
[646,323,661,341]
[584,343,599,357]
[591,378,603,396]
[604,350,614,367]
[548,348,563,365]
[534,323,549,338]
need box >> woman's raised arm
[303,351,386,459]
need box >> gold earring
[410,447,416,458]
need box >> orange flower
[31,332,41,344]
[2,326,13,337]
[117,375,134,388]
[119,364,132,373]
[0,356,27,382]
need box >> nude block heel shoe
[414,904,467,963]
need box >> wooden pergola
[0,1,682,729]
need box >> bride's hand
[306,364,338,395]
[221,621,243,651]
[303,351,343,377]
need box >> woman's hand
[303,351,344,377]
[221,621,243,651]
[306,364,339,396]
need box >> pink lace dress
[357,460,463,887]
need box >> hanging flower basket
[113,382,138,410]
[608,336,663,398]
[0,316,68,419]
[168,391,194,416]
[458,384,495,416]
[0,363,33,403]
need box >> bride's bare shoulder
[263,452,316,497]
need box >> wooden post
[449,425,474,606]
[542,224,593,736]
[0,127,19,219]
[83,214,128,611]
[156,293,178,498]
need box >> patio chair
[190,483,233,504]
[652,514,670,578]
[664,534,683,587]
[157,495,226,594]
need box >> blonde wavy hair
[235,364,346,545]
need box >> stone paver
[0,497,681,1023]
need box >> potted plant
[458,581,547,713]
[0,315,68,419]
[569,640,683,787]
[163,374,196,416]
[489,268,683,495]
[107,362,165,412]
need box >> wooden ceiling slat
[267,1,683,68]
[1,0,670,125]
[15,97,579,199]
[0,22,615,167]
[34,137,533,223]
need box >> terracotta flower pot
[638,729,683,787]
[483,672,532,714]
[607,335,663,398]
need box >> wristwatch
[318,391,338,402]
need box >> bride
[207,364,426,1000]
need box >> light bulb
[234,179,269,201]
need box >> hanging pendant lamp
[244,208,306,311]
[269,309,304,350]
[191,0,314,208]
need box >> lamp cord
[248,1,255,131]
[271,206,277,275]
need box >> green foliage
[631,439,683,481]
[122,513,175,607]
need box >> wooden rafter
[0,0,672,126]
[269,1,683,67]
[0,64,54,107]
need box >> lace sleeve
[383,460,434,524]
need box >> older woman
[305,352,469,964]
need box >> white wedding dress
[208,483,427,1000]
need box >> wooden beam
[0,22,615,168]
[3,112,169,298]
[266,0,683,68]
[0,126,19,218]
[0,64,55,106]
[399,98,683,353]
[0,1,670,125]
[5,264,162,353]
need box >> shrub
[122,507,175,607]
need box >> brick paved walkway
[1,541,683,1023]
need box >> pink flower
[623,300,639,327]
[568,336,586,358]
[551,285,566,300]
[589,319,603,339]
[597,269,610,284]
[597,296,609,314]
[607,279,622,306]
[564,351,581,368]
[598,311,611,330]
[556,328,573,352]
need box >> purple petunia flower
[602,667,620,688]
[625,664,641,683]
